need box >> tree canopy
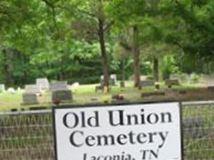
[0,0,213,87]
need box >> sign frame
[52,101,184,160]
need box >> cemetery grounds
[0,82,213,159]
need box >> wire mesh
[182,102,214,160]
[0,102,213,160]
[0,111,54,160]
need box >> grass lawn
[0,81,199,112]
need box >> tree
[161,0,214,60]
[55,0,114,90]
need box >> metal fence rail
[0,101,213,160]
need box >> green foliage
[0,0,213,87]
[161,55,179,80]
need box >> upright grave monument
[22,84,41,105]
[100,74,117,86]
[110,74,117,86]
[96,74,117,92]
[165,79,180,88]
[140,80,155,88]
[36,78,49,91]
[0,84,5,93]
[50,81,72,103]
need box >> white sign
[53,102,182,160]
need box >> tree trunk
[121,59,125,87]
[98,18,109,91]
[2,49,14,86]
[132,25,141,88]
[153,57,159,82]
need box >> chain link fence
[182,101,214,160]
[0,101,213,160]
[0,110,54,160]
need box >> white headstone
[70,82,80,92]
[7,88,16,94]
[110,74,117,85]
[36,78,49,90]
[0,84,5,92]
[110,74,117,80]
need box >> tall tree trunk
[98,18,109,91]
[153,57,159,82]
[121,59,125,87]
[132,25,141,88]
[2,49,14,86]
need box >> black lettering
[63,112,78,129]
[109,110,124,126]
[117,134,127,145]
[70,131,83,147]
[88,111,99,127]
[147,113,159,124]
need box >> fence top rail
[0,100,214,116]
[0,109,52,116]
[182,100,214,106]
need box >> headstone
[110,74,117,85]
[22,93,38,105]
[50,81,68,91]
[52,90,72,102]
[165,79,180,88]
[100,74,117,86]
[50,81,72,103]
[36,78,49,90]
[0,84,5,92]
[25,85,41,94]
[70,82,79,92]
[17,87,23,92]
[100,75,104,86]
[71,82,79,88]
[140,80,155,87]
[208,86,214,91]
[7,87,16,94]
